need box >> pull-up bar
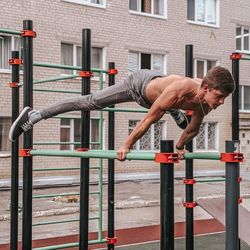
[20,149,225,161]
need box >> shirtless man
[9,66,235,160]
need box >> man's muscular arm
[117,87,181,161]
[117,106,166,161]
[176,111,204,159]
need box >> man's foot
[9,107,34,142]
[169,109,190,129]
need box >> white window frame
[62,0,106,8]
[130,120,167,150]
[129,0,168,19]
[90,118,103,149]
[60,118,103,150]
[0,36,3,68]
[129,51,167,74]
[239,85,250,113]
[0,34,21,73]
[193,59,218,78]
[194,122,219,152]
[236,26,250,54]
[187,0,220,28]
[60,119,74,151]
[0,116,12,155]
[61,43,105,80]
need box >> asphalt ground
[0,172,250,248]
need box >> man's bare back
[145,75,210,113]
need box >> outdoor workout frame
[7,20,243,250]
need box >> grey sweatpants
[40,69,165,119]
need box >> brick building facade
[0,0,250,180]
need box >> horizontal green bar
[33,218,79,227]
[33,62,108,73]
[34,74,79,84]
[241,57,250,61]
[33,166,99,171]
[184,152,220,160]
[29,149,156,161]
[54,115,81,119]
[34,88,81,94]
[32,216,99,227]
[33,142,81,145]
[33,191,99,199]
[33,192,79,199]
[33,239,107,250]
[103,107,148,113]
[33,167,80,171]
[29,149,222,161]
[33,141,100,145]
[90,191,100,195]
[34,62,80,70]
[0,28,21,35]
[195,178,225,183]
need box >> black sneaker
[9,107,33,142]
[169,109,190,129]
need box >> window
[89,0,103,3]
[236,26,250,53]
[239,85,250,111]
[61,43,103,76]
[194,122,218,151]
[129,120,166,150]
[60,118,101,150]
[129,51,165,74]
[129,0,166,17]
[0,117,11,152]
[0,34,21,70]
[194,59,217,78]
[63,0,106,7]
[187,0,218,26]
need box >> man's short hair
[202,66,235,95]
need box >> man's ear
[203,84,208,93]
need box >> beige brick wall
[0,0,249,179]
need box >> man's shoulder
[178,77,201,89]
[166,75,197,88]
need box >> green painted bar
[29,149,156,160]
[18,75,80,87]
[29,149,222,161]
[33,239,107,250]
[33,191,99,199]
[34,88,81,94]
[33,165,99,171]
[33,74,79,84]
[33,62,108,73]
[32,219,79,227]
[33,141,100,145]
[195,178,225,183]
[34,62,80,70]
[32,216,99,227]
[97,73,104,241]
[103,107,148,113]
[54,115,81,119]
[90,166,101,170]
[32,193,79,199]
[33,142,81,145]
[184,152,221,160]
[241,57,250,61]
[33,167,80,171]
[103,108,170,114]
[0,28,21,35]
